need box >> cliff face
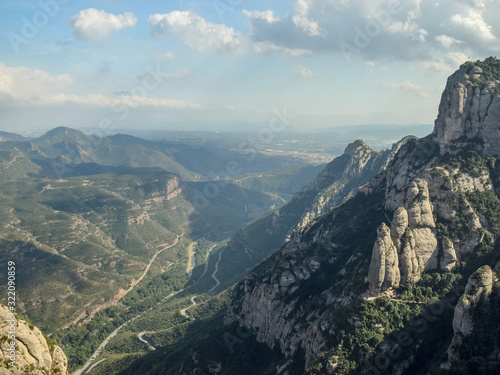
[0,305,68,375]
[367,222,401,296]
[433,59,500,157]
[225,191,387,372]
[220,59,500,374]
[448,265,496,363]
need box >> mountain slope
[0,149,41,179]
[166,58,500,374]
[0,168,277,333]
[0,131,27,142]
[54,140,405,375]
[211,139,406,289]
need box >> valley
[0,125,344,373]
[60,58,500,375]
[2,59,500,375]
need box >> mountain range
[2,57,500,375]
[109,58,500,375]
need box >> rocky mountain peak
[36,126,91,146]
[433,57,500,156]
[343,139,370,156]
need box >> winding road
[179,296,198,318]
[138,332,156,350]
[200,244,217,278]
[66,234,183,329]
[74,238,226,374]
[86,359,107,374]
[208,246,225,293]
[72,315,140,375]
[178,245,225,319]
[72,234,182,375]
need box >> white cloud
[163,52,175,59]
[242,0,500,61]
[38,93,201,109]
[383,81,430,98]
[420,58,452,73]
[474,0,486,8]
[292,0,324,36]
[434,34,463,49]
[387,9,429,43]
[243,0,432,60]
[242,9,278,23]
[390,22,428,42]
[0,62,72,100]
[365,60,375,73]
[148,11,246,53]
[420,52,469,73]
[253,42,311,57]
[69,8,137,41]
[451,8,496,42]
[0,62,200,109]
[292,66,314,78]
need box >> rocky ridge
[224,190,387,373]
[220,58,500,374]
[213,139,401,288]
[295,139,405,229]
[367,59,500,297]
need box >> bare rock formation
[368,223,400,296]
[0,305,68,375]
[448,265,494,362]
[433,61,500,157]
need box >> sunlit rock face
[433,61,500,158]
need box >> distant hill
[0,130,28,142]
[0,127,325,182]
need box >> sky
[0,0,499,133]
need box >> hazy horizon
[2,122,434,138]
